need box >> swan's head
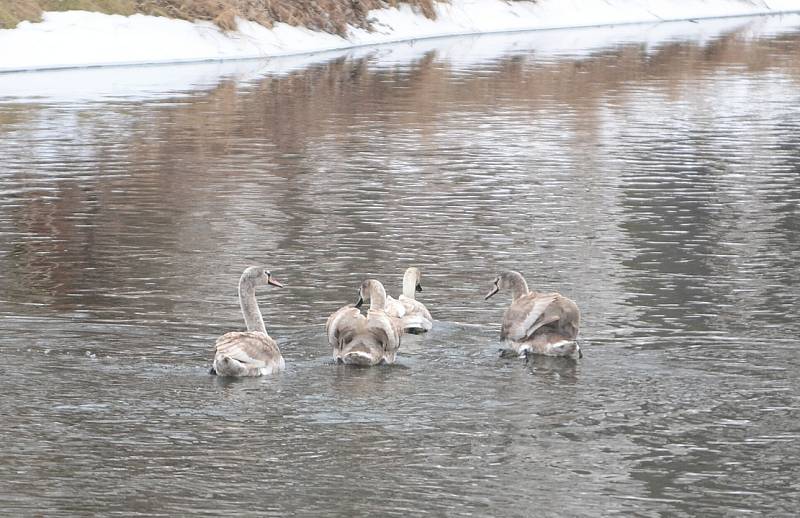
[404,267,423,293]
[355,279,386,309]
[243,266,284,288]
[485,271,528,300]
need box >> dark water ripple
[1,17,800,517]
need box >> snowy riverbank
[2,0,800,72]
[3,13,799,104]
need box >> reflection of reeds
[142,32,800,159]
[2,28,799,312]
[0,0,442,32]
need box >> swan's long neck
[368,281,388,311]
[402,271,417,299]
[239,277,266,334]
[509,272,530,301]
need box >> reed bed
[0,0,442,33]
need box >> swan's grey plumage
[211,266,285,377]
[485,271,581,359]
[326,279,402,366]
[385,267,433,333]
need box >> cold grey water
[1,15,799,517]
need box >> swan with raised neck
[326,279,402,366]
[211,266,285,377]
[386,267,433,333]
[239,267,273,333]
[485,270,581,359]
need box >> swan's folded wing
[501,294,559,342]
[325,306,364,347]
[401,314,432,332]
[367,311,402,351]
[384,295,407,319]
[214,331,278,366]
[399,296,433,323]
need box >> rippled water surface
[2,15,800,516]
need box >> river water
[1,15,799,517]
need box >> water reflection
[1,15,800,517]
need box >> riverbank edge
[2,0,800,73]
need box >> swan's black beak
[354,295,364,309]
[268,275,284,288]
[416,282,423,293]
[484,285,499,300]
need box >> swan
[325,279,402,366]
[385,267,433,334]
[485,271,581,359]
[210,266,285,377]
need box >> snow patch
[1,0,799,72]
[2,13,800,104]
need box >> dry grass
[0,0,443,33]
[1,1,137,26]
[0,0,43,27]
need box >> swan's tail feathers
[213,355,248,377]
[548,340,581,359]
[343,350,378,366]
[402,315,432,334]
[512,339,581,359]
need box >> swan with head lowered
[385,267,433,334]
[485,271,581,359]
[210,266,285,377]
[325,279,402,366]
